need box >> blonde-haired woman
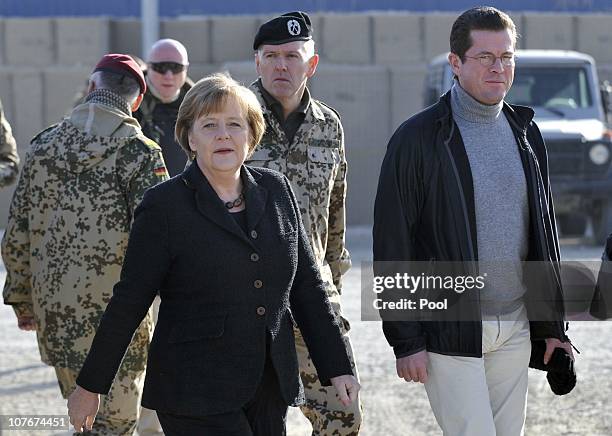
[67,73,359,435]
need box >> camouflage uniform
[2,89,169,435]
[247,80,362,435]
[0,98,19,187]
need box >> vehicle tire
[592,201,612,245]
[557,214,587,237]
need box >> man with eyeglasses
[135,38,193,177]
[374,6,572,436]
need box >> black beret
[253,11,313,51]
[529,340,576,396]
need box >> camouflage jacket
[0,98,19,187]
[1,89,169,371]
[247,80,350,300]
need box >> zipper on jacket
[441,118,483,355]
[442,121,476,266]
[511,121,566,338]
[515,128,563,294]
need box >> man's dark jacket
[134,79,192,177]
[76,163,352,416]
[373,90,567,359]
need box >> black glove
[529,340,576,395]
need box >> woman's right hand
[67,385,100,433]
[330,374,361,406]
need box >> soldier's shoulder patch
[134,134,162,152]
[30,123,59,144]
[314,99,341,120]
[153,165,169,178]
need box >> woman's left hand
[330,375,360,406]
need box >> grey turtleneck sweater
[451,81,529,316]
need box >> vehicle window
[506,66,592,109]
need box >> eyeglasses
[149,62,187,74]
[464,53,515,67]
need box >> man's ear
[254,51,262,77]
[448,52,462,78]
[306,53,319,78]
[87,80,96,94]
[131,93,144,112]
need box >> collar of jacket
[71,98,141,138]
[85,89,132,116]
[180,162,267,247]
[256,77,311,119]
[435,90,535,137]
[251,79,325,125]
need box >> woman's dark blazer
[76,162,353,417]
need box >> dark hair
[91,70,141,102]
[450,6,517,60]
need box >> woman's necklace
[224,193,245,210]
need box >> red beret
[93,53,147,94]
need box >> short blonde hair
[175,73,265,159]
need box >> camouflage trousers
[137,296,164,436]
[55,366,145,436]
[295,314,363,435]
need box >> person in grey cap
[247,11,363,435]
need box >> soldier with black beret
[247,11,363,435]
[252,11,313,51]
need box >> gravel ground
[1,228,610,435]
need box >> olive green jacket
[247,81,350,306]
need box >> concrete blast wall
[0,12,611,226]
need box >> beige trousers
[424,305,531,436]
